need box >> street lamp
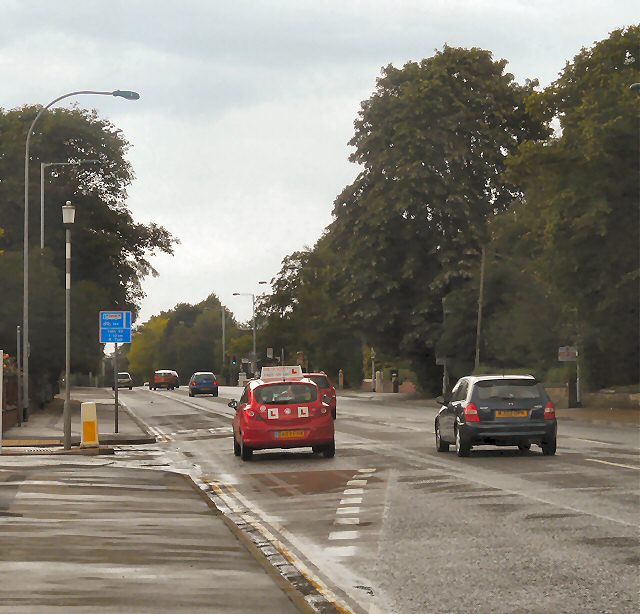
[233,292,256,376]
[22,89,139,422]
[40,160,99,250]
[61,201,75,450]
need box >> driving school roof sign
[99,311,132,344]
[260,365,303,381]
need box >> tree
[327,46,546,391]
[0,105,176,393]
[506,26,640,388]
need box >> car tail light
[464,403,480,422]
[214,380,218,386]
[544,401,556,420]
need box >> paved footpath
[0,389,305,613]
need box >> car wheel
[541,437,557,456]
[189,392,194,397]
[312,445,323,454]
[129,386,132,390]
[240,436,253,461]
[233,435,241,457]
[322,441,336,458]
[518,443,531,451]
[455,426,471,457]
[435,420,449,452]
[213,391,218,397]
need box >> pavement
[2,387,155,449]
[0,387,309,613]
[0,457,303,613]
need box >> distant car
[149,370,180,390]
[304,372,337,419]
[113,372,133,390]
[435,375,557,457]
[189,372,219,397]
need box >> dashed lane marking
[336,507,360,515]
[335,518,360,525]
[343,488,364,495]
[329,531,359,541]
[346,479,367,487]
[340,497,362,505]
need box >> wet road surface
[118,386,640,613]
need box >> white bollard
[80,402,99,448]
[375,370,384,393]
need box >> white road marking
[346,479,367,486]
[340,497,363,505]
[336,507,360,515]
[344,488,364,495]
[325,546,357,557]
[335,517,360,525]
[358,468,376,473]
[586,458,640,471]
[328,531,359,540]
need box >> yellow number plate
[495,410,528,418]
[276,430,305,439]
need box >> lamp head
[61,201,76,226]
[112,90,140,100]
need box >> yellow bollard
[80,402,99,448]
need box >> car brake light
[464,403,480,422]
[544,401,556,420]
[214,381,218,386]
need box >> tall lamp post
[41,159,99,250]
[232,292,256,376]
[62,201,75,450]
[22,89,139,422]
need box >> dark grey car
[435,375,557,457]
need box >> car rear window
[194,373,215,383]
[117,372,130,378]
[306,375,330,388]
[474,380,546,401]
[255,383,318,404]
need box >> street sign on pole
[99,311,132,344]
[266,347,273,359]
[558,346,578,362]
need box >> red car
[305,372,337,419]
[149,369,180,390]
[229,367,335,461]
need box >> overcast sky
[2,1,637,323]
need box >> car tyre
[332,408,336,419]
[240,436,253,461]
[213,391,218,397]
[189,392,194,397]
[455,426,471,457]
[322,441,336,458]
[518,443,531,452]
[129,386,132,390]
[233,435,241,457]
[435,420,449,452]
[312,445,323,454]
[541,437,557,456]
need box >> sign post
[558,345,580,407]
[1,349,3,455]
[100,311,132,433]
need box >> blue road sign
[99,311,132,344]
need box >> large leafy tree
[327,46,546,391]
[507,26,640,388]
[0,105,176,390]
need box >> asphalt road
[117,386,640,614]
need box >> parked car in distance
[304,372,337,419]
[434,375,557,457]
[189,372,219,397]
[149,369,180,390]
[112,372,133,390]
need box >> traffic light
[232,355,237,366]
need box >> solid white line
[586,458,640,471]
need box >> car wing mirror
[436,395,450,405]
[228,400,238,410]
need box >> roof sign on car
[260,365,304,382]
